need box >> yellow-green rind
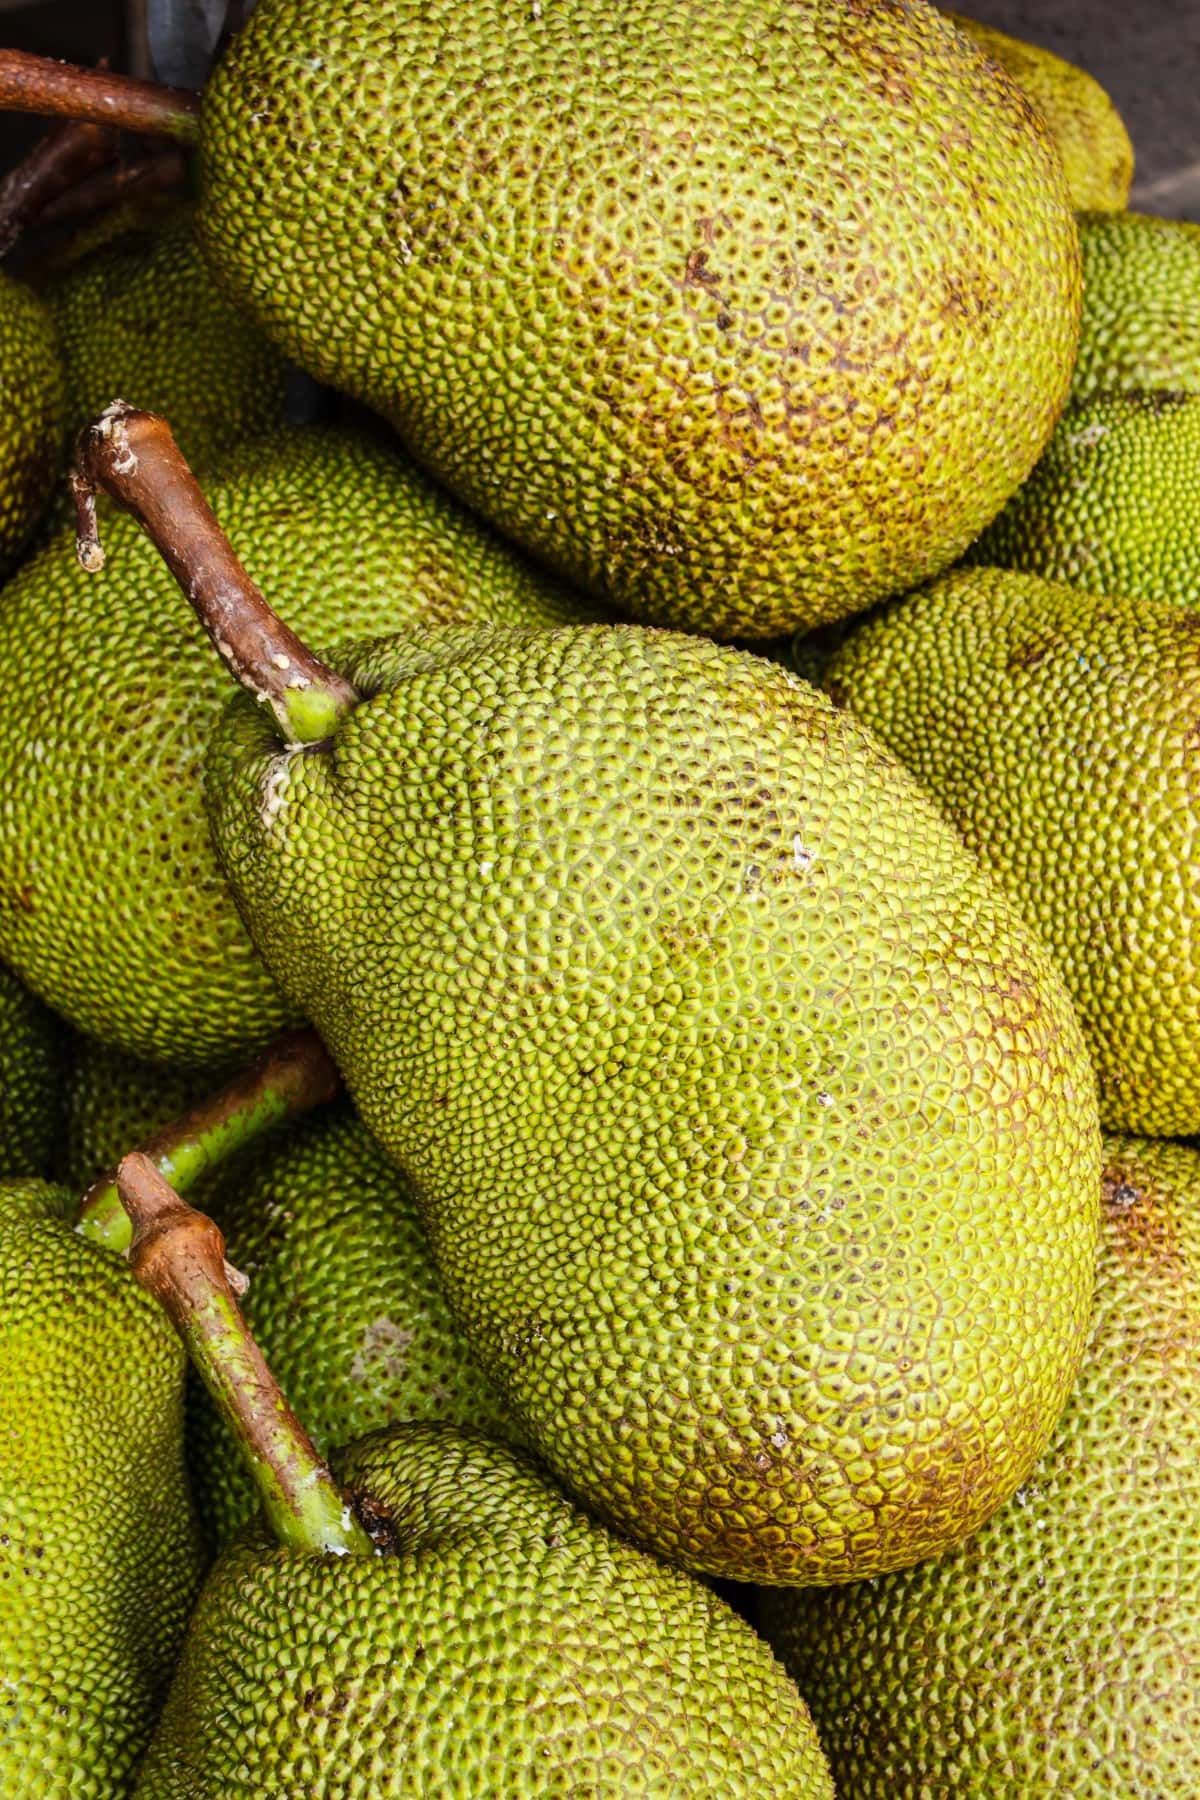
[0,966,62,1177]
[0,270,64,574]
[1073,212,1200,401]
[966,391,1200,606]
[826,566,1200,1134]
[0,424,590,1070]
[189,1105,518,1553]
[198,0,1080,638]
[760,1136,1200,1798]
[136,1424,835,1798]
[205,622,1101,1585]
[59,1034,216,1190]
[0,1180,204,1797]
[945,11,1133,211]
[44,204,290,476]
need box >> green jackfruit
[826,566,1200,1134]
[160,0,1085,638]
[0,1179,204,1796]
[966,391,1200,605]
[0,965,61,1176]
[60,1034,214,1190]
[945,12,1133,211]
[201,609,1100,1586]
[190,1104,517,1552]
[0,267,63,572]
[0,424,587,1069]
[44,203,289,474]
[760,1135,1200,1797]
[1074,212,1200,400]
[139,1421,835,1797]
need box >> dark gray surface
[963,0,1200,218]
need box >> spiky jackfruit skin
[945,12,1133,211]
[205,622,1100,1586]
[190,1106,518,1553]
[44,205,289,476]
[0,271,64,574]
[826,567,1200,1134]
[0,1180,204,1798]
[197,0,1081,639]
[1073,214,1200,401]
[760,1136,1200,1798]
[966,392,1200,606]
[58,1034,214,1190]
[136,1424,834,1798]
[0,967,62,1177]
[0,425,587,1070]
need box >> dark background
[0,0,1197,219]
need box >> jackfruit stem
[0,117,115,255]
[39,145,188,228]
[72,403,360,746]
[78,1026,342,1251]
[0,51,201,145]
[119,1152,376,1558]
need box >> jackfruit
[966,391,1200,606]
[106,416,1101,1596]
[826,566,1200,1134]
[0,423,587,1069]
[0,2,1083,637]
[43,202,289,473]
[0,1179,204,1795]
[1073,211,1200,400]
[0,965,61,1176]
[60,1033,213,1189]
[945,11,1133,211]
[189,1104,516,1552]
[119,1154,836,1798]
[760,1135,1200,1798]
[0,266,63,571]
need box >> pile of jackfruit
[0,2,1195,1794]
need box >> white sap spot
[259,755,294,835]
[770,1425,790,1451]
[1069,422,1108,451]
[792,835,816,874]
[271,653,292,671]
[816,1091,833,1108]
[478,859,495,879]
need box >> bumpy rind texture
[136,1424,834,1797]
[944,11,1133,210]
[0,424,587,1069]
[0,966,62,1177]
[58,1034,216,1190]
[44,204,289,477]
[205,622,1100,1585]
[760,1136,1200,1797]
[966,391,1200,607]
[827,568,1200,1134]
[0,271,64,574]
[0,1181,204,1798]
[197,0,1081,638]
[189,1105,518,1551]
[1073,213,1200,401]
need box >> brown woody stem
[77,1026,342,1251]
[119,1153,375,1557]
[0,118,115,255]
[73,402,359,746]
[0,51,201,144]
[40,146,188,225]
